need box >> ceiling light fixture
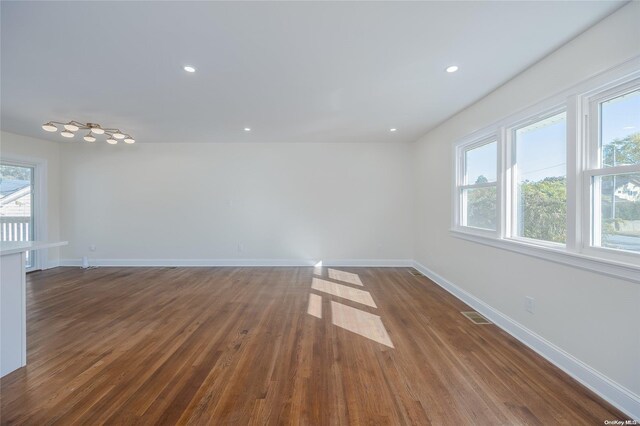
[446,65,459,73]
[91,125,105,135]
[183,65,196,73]
[390,128,397,132]
[41,120,135,144]
[42,122,57,132]
[244,127,251,132]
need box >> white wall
[0,131,62,266]
[58,141,414,264]
[1,0,638,418]
[413,0,640,410]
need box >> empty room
[1,1,639,424]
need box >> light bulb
[183,66,196,73]
[61,130,74,138]
[84,133,96,142]
[446,65,459,73]
[42,122,57,132]
[106,138,118,145]
[64,123,80,131]
[91,127,105,135]
[124,137,135,144]
[113,132,125,139]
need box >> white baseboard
[58,258,413,268]
[411,260,640,421]
[44,259,60,270]
[46,257,638,419]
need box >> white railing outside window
[0,216,31,242]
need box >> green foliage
[602,133,640,167]
[519,177,566,243]
[465,132,640,241]
[0,165,31,181]
[467,186,496,230]
[600,132,640,240]
[614,201,640,220]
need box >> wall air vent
[461,311,492,325]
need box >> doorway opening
[1,160,43,271]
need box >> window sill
[450,228,640,284]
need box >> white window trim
[0,154,49,271]
[582,77,640,262]
[451,228,640,283]
[451,56,640,284]
[454,136,499,236]
[505,105,568,245]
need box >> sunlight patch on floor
[307,293,322,319]
[328,268,363,286]
[306,268,392,348]
[331,301,394,348]
[311,277,377,308]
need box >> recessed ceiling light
[183,65,196,73]
[244,127,251,132]
[446,65,459,73]
[389,128,397,132]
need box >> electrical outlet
[525,296,535,314]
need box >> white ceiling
[0,1,626,144]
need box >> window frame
[451,58,640,284]
[0,154,49,272]
[454,134,500,238]
[582,77,640,263]
[506,106,568,249]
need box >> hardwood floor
[0,266,627,425]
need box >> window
[588,86,640,254]
[512,112,567,244]
[460,140,497,230]
[0,162,36,270]
[599,89,640,168]
[452,63,640,282]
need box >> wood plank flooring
[0,266,628,425]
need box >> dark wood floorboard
[0,266,628,425]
